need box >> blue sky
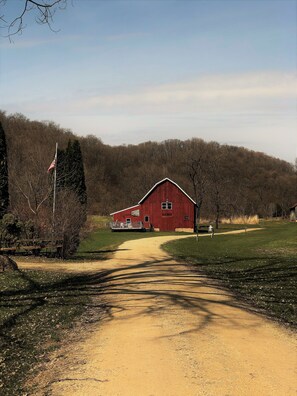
[0,0,296,162]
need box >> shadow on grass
[71,248,130,261]
[187,255,297,328]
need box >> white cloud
[3,71,295,116]
[77,71,296,113]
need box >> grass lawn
[164,221,297,327]
[0,270,99,395]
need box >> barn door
[165,216,174,231]
[160,215,174,231]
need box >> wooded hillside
[1,111,296,221]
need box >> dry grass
[199,218,213,225]
[220,215,259,225]
[200,215,259,225]
[81,216,111,238]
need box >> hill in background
[1,110,296,219]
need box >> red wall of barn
[141,180,195,231]
[113,180,195,231]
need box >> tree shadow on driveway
[0,255,270,339]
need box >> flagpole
[52,142,58,240]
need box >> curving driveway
[19,230,297,396]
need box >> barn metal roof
[138,178,197,205]
[110,204,140,216]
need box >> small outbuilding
[110,178,197,232]
[289,203,297,221]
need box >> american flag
[47,156,56,173]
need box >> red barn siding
[141,180,195,231]
[111,178,196,232]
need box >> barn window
[161,201,173,210]
[144,216,149,222]
[126,218,131,224]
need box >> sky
[0,0,296,163]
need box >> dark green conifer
[56,148,67,189]
[65,139,87,206]
[0,122,9,218]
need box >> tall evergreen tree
[56,148,67,189]
[0,122,9,218]
[65,140,87,206]
[73,140,87,206]
[54,140,87,256]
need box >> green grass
[164,221,297,327]
[0,270,97,395]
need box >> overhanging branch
[1,0,68,39]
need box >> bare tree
[185,140,211,232]
[0,0,68,39]
[206,145,235,229]
[10,148,53,228]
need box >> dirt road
[20,231,297,395]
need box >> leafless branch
[1,0,68,40]
[15,177,53,216]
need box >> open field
[164,221,297,327]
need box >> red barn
[110,178,197,232]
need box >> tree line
[0,111,296,244]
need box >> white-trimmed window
[161,201,173,210]
[126,218,131,224]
